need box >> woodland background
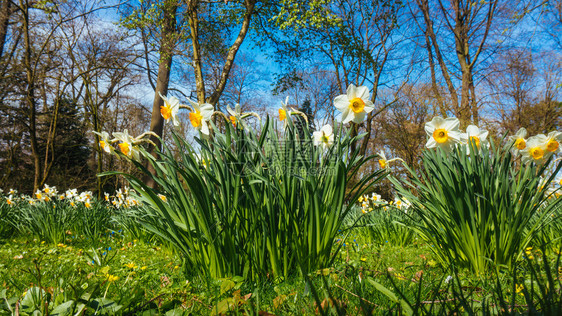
[0,0,560,195]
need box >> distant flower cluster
[357,193,411,214]
[1,184,141,209]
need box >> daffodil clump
[391,116,562,274]
[100,85,386,280]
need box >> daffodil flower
[536,131,561,154]
[159,92,180,126]
[66,189,77,199]
[333,84,375,124]
[461,125,489,153]
[508,127,527,155]
[187,99,214,136]
[377,150,404,169]
[93,131,114,154]
[113,130,140,161]
[312,124,334,149]
[278,96,292,123]
[520,136,552,164]
[424,116,462,151]
[227,104,242,127]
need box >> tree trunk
[0,0,11,58]
[145,1,178,188]
[21,0,41,193]
[188,6,206,103]
[417,0,459,114]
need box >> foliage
[15,201,77,245]
[391,140,562,274]
[109,117,384,281]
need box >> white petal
[448,131,462,143]
[363,101,375,114]
[334,95,349,112]
[227,105,236,116]
[351,111,366,124]
[168,96,180,107]
[442,117,460,132]
[188,99,200,111]
[466,125,480,136]
[321,124,333,136]
[346,84,357,98]
[341,109,355,124]
[515,127,527,138]
[200,103,215,120]
[426,138,437,148]
[200,121,210,135]
[425,116,444,135]
[548,131,562,141]
[354,85,370,101]
[312,131,322,146]
[339,108,353,124]
[479,130,489,141]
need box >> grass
[1,223,560,315]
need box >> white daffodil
[65,189,77,199]
[93,131,114,154]
[371,193,382,203]
[461,125,489,152]
[227,104,241,127]
[508,127,527,155]
[312,124,334,149]
[520,135,552,165]
[278,96,291,122]
[6,195,13,205]
[113,129,140,161]
[187,99,214,136]
[424,116,462,151]
[43,184,58,197]
[536,131,561,154]
[377,150,404,169]
[333,84,375,124]
[159,92,180,126]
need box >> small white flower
[377,150,404,169]
[93,131,114,154]
[159,92,181,126]
[227,104,241,127]
[424,116,462,152]
[371,193,382,202]
[333,84,375,124]
[65,189,78,199]
[187,99,214,136]
[113,129,140,161]
[508,128,527,155]
[312,124,334,149]
[461,125,489,152]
